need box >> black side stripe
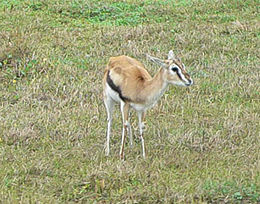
[106,70,130,102]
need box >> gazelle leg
[128,112,133,147]
[104,96,115,156]
[138,111,146,158]
[119,102,130,160]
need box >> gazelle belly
[130,101,156,112]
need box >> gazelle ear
[146,54,166,67]
[168,50,176,60]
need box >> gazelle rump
[103,50,193,159]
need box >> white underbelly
[130,101,156,112]
[130,103,145,111]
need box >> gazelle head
[147,50,193,87]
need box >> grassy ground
[0,0,259,203]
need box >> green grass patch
[0,0,259,203]
[203,181,260,202]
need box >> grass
[0,0,259,203]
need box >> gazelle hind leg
[138,111,146,158]
[104,96,115,156]
[119,102,130,160]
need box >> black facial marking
[106,70,130,102]
[171,66,183,81]
[176,71,183,81]
[171,67,178,72]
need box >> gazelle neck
[143,68,169,105]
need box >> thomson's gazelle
[103,50,193,159]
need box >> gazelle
[103,50,193,160]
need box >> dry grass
[0,0,259,203]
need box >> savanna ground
[0,0,259,203]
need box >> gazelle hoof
[120,153,124,160]
[105,148,109,156]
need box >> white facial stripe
[170,64,189,83]
[178,70,189,83]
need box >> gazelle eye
[171,67,178,72]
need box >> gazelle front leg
[119,102,130,160]
[128,113,133,147]
[138,111,146,158]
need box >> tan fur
[103,55,165,104]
